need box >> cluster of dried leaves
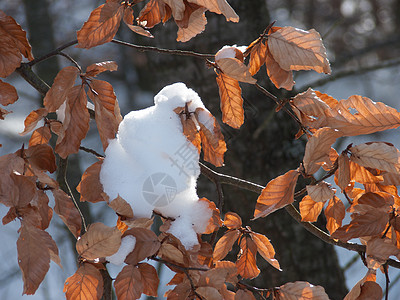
[1,1,400,299]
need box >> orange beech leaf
[164,281,191,299]
[124,6,154,38]
[349,161,382,184]
[303,127,342,175]
[198,268,228,289]
[276,281,329,300]
[314,90,338,108]
[0,79,18,105]
[138,0,171,28]
[196,107,227,167]
[331,208,389,242]
[76,222,121,260]
[382,171,400,186]
[337,153,351,190]
[176,5,207,42]
[123,217,154,230]
[366,237,400,270]
[350,142,400,174]
[17,224,59,295]
[248,40,267,75]
[77,159,107,203]
[0,10,33,61]
[163,0,186,20]
[0,154,25,206]
[55,85,90,158]
[123,228,160,265]
[85,60,118,77]
[215,260,238,284]
[268,26,331,74]
[224,212,242,229]
[344,270,379,300]
[64,263,103,300]
[216,73,244,129]
[213,229,240,261]
[188,0,239,22]
[126,24,154,37]
[324,196,345,235]
[117,217,129,234]
[138,263,159,297]
[195,286,222,299]
[123,5,134,25]
[306,181,335,203]
[236,236,260,279]
[158,243,187,267]
[253,169,300,219]
[199,197,222,234]
[43,66,79,112]
[109,195,134,219]
[356,281,383,300]
[174,105,202,152]
[0,32,23,77]
[250,232,281,270]
[25,144,56,173]
[52,188,82,238]
[216,57,256,84]
[77,2,124,49]
[29,125,51,147]
[265,50,295,90]
[88,79,122,150]
[9,173,38,208]
[348,192,393,215]
[19,108,48,136]
[235,289,256,300]
[114,265,143,300]
[299,195,324,222]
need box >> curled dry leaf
[324,196,345,235]
[114,264,143,300]
[223,212,242,229]
[188,0,239,22]
[344,270,380,300]
[176,4,207,42]
[64,263,103,300]
[0,79,18,106]
[365,237,400,270]
[268,26,331,74]
[350,142,400,174]
[19,108,48,136]
[213,229,240,261]
[43,66,79,112]
[123,228,160,265]
[349,161,382,184]
[199,197,222,234]
[250,232,281,270]
[126,24,154,38]
[85,60,118,77]
[195,286,222,300]
[77,2,124,49]
[158,243,188,267]
[216,72,244,129]
[303,127,342,175]
[299,195,324,222]
[236,236,260,279]
[77,159,108,203]
[306,181,335,203]
[337,153,351,190]
[253,169,300,219]
[29,125,51,147]
[25,144,57,173]
[0,33,23,77]
[276,281,329,300]
[52,188,82,238]
[76,222,121,260]
[138,0,172,28]
[216,57,256,84]
[109,195,134,219]
[235,289,256,300]
[138,263,159,297]
[265,50,295,90]
[248,40,267,76]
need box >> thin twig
[27,39,78,67]
[384,263,390,300]
[58,52,82,72]
[79,146,104,158]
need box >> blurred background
[1,0,400,299]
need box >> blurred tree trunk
[125,1,348,299]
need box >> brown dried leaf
[236,236,260,279]
[43,66,79,112]
[299,195,324,222]
[357,281,383,300]
[76,222,121,260]
[224,212,242,229]
[138,263,159,297]
[303,127,342,175]
[235,289,256,300]
[250,232,281,270]
[20,108,48,136]
[32,190,53,231]
[114,264,143,300]
[88,79,122,150]
[215,260,237,284]
[306,181,335,203]
[350,142,400,174]
[382,171,400,186]
[349,161,382,184]
[64,263,103,300]
[29,125,51,147]
[53,188,82,238]
[268,26,331,74]
[124,228,160,265]
[196,286,222,300]
[276,281,329,300]
[0,79,18,105]
[188,0,239,22]
[0,31,22,77]
[77,159,107,203]
[77,2,124,49]
[344,270,379,300]
[17,224,58,295]
[248,40,267,75]
[85,60,118,77]
[366,237,400,270]
[265,50,295,90]
[123,217,154,230]
[337,153,351,190]
[213,229,240,261]
[10,173,37,208]
[0,106,11,119]
[324,196,345,235]
[109,195,134,219]
[253,169,300,219]
[176,5,207,42]
[216,73,244,129]
[199,197,222,234]
[216,57,256,84]
[25,144,56,173]
[138,0,171,28]
[0,10,33,61]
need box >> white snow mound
[100,83,212,249]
